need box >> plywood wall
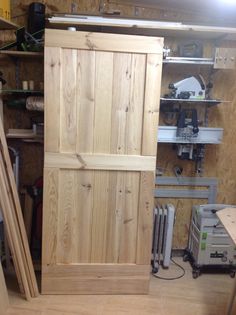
[4,0,236,248]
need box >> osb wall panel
[6,0,236,248]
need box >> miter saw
[168,75,206,100]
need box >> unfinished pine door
[42,29,163,294]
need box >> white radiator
[152,204,175,271]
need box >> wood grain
[136,172,155,264]
[76,49,95,263]
[42,264,150,295]
[43,30,162,294]
[0,154,31,300]
[76,49,95,154]
[45,152,156,171]
[217,207,236,245]
[216,207,236,315]
[22,190,34,242]
[57,170,77,263]
[142,54,162,156]
[45,29,163,54]
[42,168,59,266]
[0,263,9,315]
[44,47,61,152]
[0,117,38,299]
[90,51,113,263]
[61,49,77,152]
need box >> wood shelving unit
[0,51,43,58]
[1,89,43,95]
[160,97,224,107]
[6,128,43,142]
[0,17,19,30]
[163,57,215,65]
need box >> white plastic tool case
[185,204,236,278]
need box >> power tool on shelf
[175,108,204,175]
[176,108,199,141]
[168,75,206,100]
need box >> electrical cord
[152,258,186,281]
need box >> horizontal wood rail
[45,152,156,171]
[45,29,163,54]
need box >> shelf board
[160,97,224,106]
[1,89,43,95]
[6,129,44,142]
[163,57,214,65]
[0,17,19,30]
[49,14,236,40]
[0,50,43,58]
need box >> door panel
[42,29,163,294]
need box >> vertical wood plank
[23,191,33,243]
[42,168,59,266]
[90,51,113,262]
[110,53,131,155]
[45,47,61,152]
[136,171,154,264]
[106,53,132,263]
[75,171,93,262]
[57,170,77,263]
[0,263,8,315]
[93,51,113,154]
[118,54,145,263]
[90,171,110,262]
[119,172,140,263]
[76,50,96,262]
[106,172,125,263]
[60,49,77,153]
[142,54,163,156]
[76,50,95,154]
[125,54,146,155]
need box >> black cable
[152,258,186,281]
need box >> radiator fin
[152,204,175,269]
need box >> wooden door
[42,29,163,294]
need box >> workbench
[217,208,236,315]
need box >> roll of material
[26,96,44,111]
[29,80,35,91]
[22,81,28,90]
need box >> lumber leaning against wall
[42,29,163,294]
[0,117,38,300]
[0,262,8,315]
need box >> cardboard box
[0,0,11,20]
